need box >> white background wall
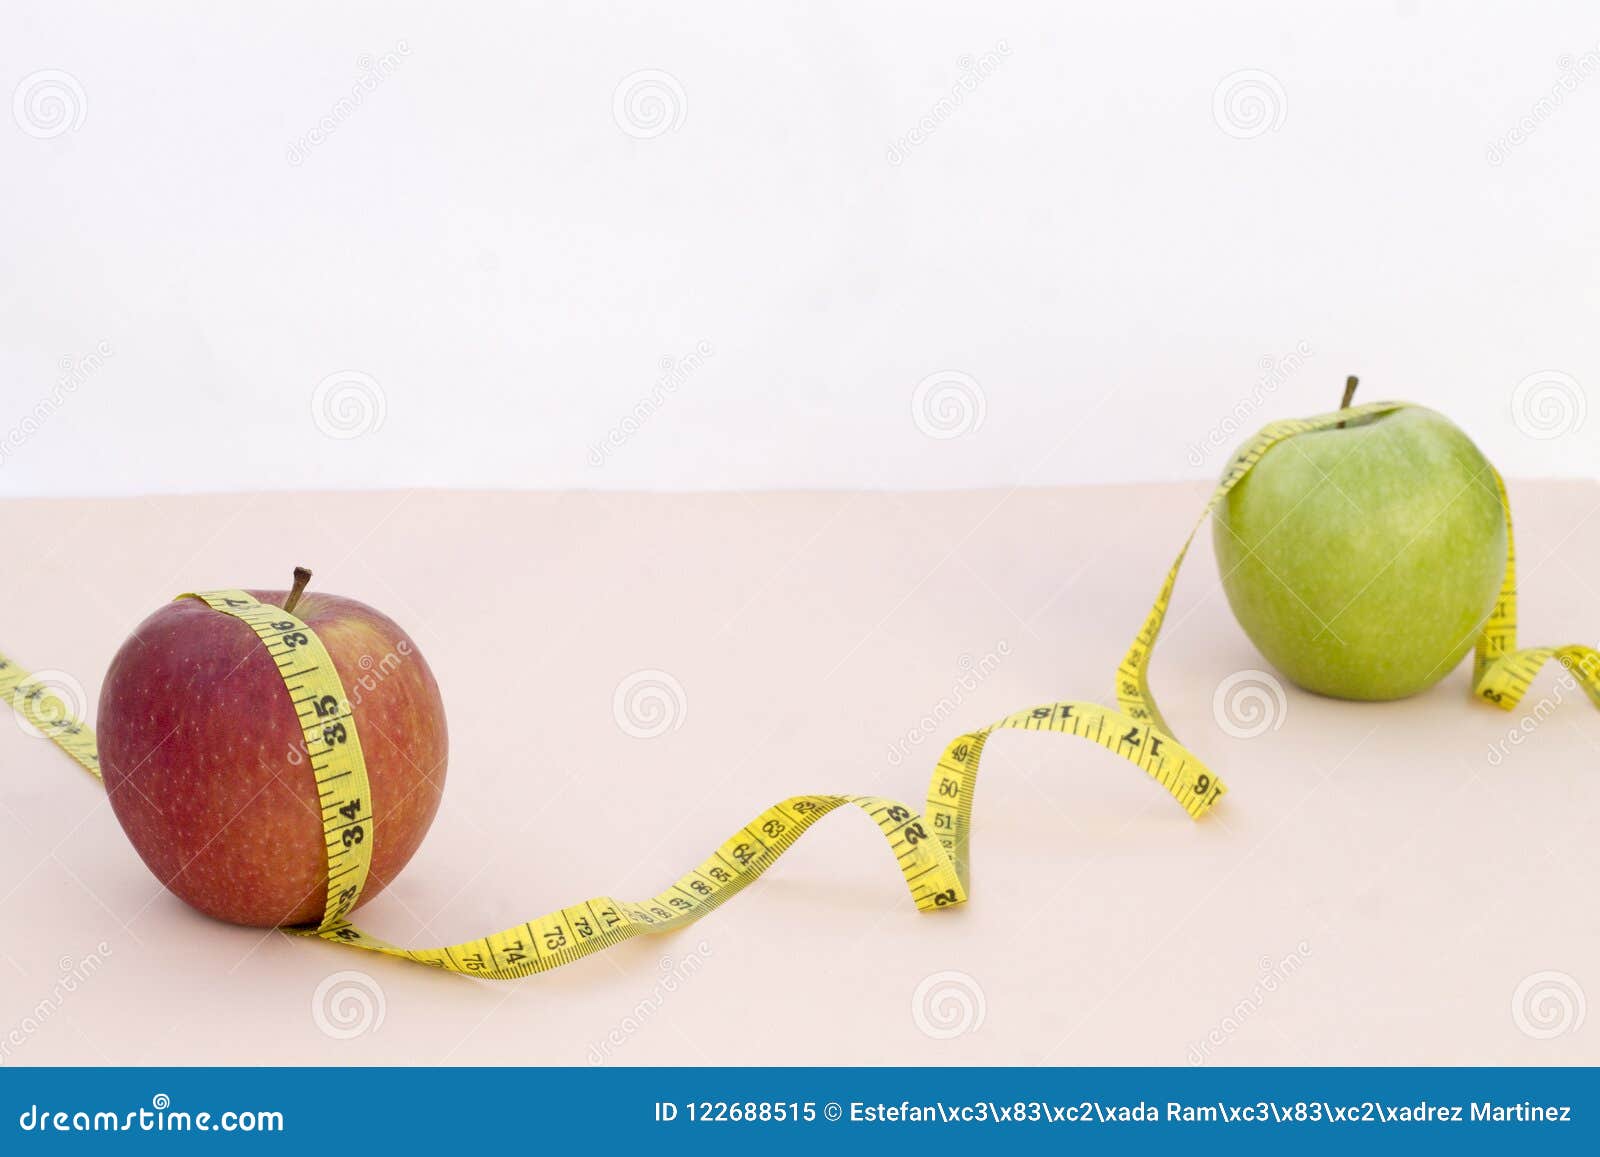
[2,2,1597,496]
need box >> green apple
[1213,389,1507,701]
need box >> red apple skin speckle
[97,590,448,928]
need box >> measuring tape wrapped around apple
[3,395,1595,978]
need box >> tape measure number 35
[3,400,1590,979]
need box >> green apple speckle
[1213,400,1506,701]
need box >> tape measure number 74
[2,400,1589,978]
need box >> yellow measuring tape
[1,400,1593,978]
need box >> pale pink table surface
[1,481,1596,1066]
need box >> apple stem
[284,567,313,615]
[1337,376,1359,427]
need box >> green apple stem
[1337,376,1359,427]
[284,567,313,615]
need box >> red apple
[97,576,447,928]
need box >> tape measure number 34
[2,401,1591,978]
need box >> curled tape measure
[2,401,1594,979]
